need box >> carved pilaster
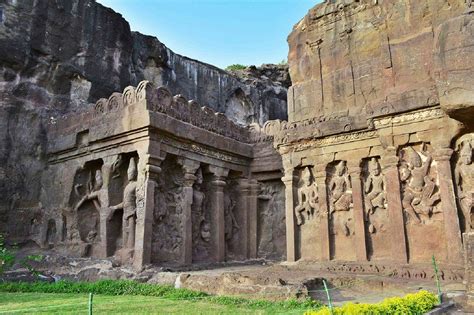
[248,180,260,259]
[380,148,408,263]
[282,168,298,262]
[99,155,116,259]
[178,158,200,265]
[348,164,368,261]
[433,148,463,263]
[133,153,163,270]
[314,164,331,261]
[208,165,229,262]
[236,178,250,259]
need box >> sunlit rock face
[287,0,471,127]
[0,0,288,237]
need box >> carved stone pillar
[248,179,260,259]
[282,168,298,262]
[314,165,331,261]
[381,148,408,263]
[99,156,115,259]
[433,148,463,263]
[208,165,229,262]
[133,154,163,270]
[236,178,250,259]
[348,164,368,261]
[178,158,200,265]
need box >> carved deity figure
[328,161,353,236]
[74,168,108,242]
[456,140,474,231]
[224,195,239,241]
[364,158,386,233]
[364,158,386,215]
[191,169,209,242]
[400,146,440,224]
[109,158,138,251]
[329,161,352,213]
[295,167,318,225]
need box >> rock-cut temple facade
[2,0,474,306]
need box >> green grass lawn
[0,292,311,314]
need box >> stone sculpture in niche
[74,169,108,243]
[456,140,474,232]
[399,145,440,224]
[224,195,239,242]
[109,158,138,252]
[364,158,386,233]
[191,168,209,243]
[328,161,353,236]
[295,167,318,225]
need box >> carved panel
[151,156,185,264]
[295,167,319,226]
[399,143,446,262]
[327,161,354,261]
[454,136,474,233]
[257,181,286,260]
[362,157,389,261]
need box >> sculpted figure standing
[364,158,386,214]
[329,161,352,213]
[191,169,209,243]
[295,167,318,225]
[75,169,109,242]
[109,158,138,250]
[456,141,474,231]
[329,161,353,236]
[400,146,440,223]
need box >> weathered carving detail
[109,158,138,258]
[363,158,386,233]
[89,81,250,142]
[399,144,441,224]
[455,139,474,232]
[372,108,444,128]
[295,167,318,226]
[328,161,353,236]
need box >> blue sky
[98,0,319,69]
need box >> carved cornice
[55,81,250,143]
[371,107,444,129]
[158,134,249,166]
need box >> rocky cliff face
[287,0,473,128]
[0,0,288,239]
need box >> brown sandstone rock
[287,0,470,126]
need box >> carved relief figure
[455,140,474,232]
[399,145,441,224]
[295,167,318,225]
[224,195,239,244]
[74,169,108,242]
[329,161,352,213]
[191,169,209,243]
[328,161,353,236]
[109,158,138,251]
[364,158,386,233]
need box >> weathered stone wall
[287,0,469,126]
[0,0,287,241]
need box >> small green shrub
[0,234,43,277]
[305,290,438,315]
[0,235,15,275]
[225,64,247,71]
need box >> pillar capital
[177,158,200,188]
